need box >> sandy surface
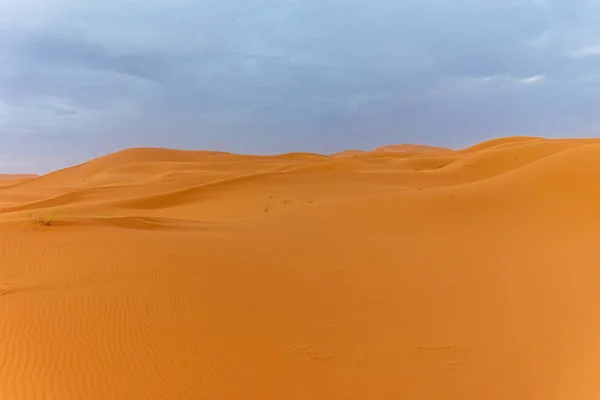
[2,136,600,399]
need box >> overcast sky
[2,0,600,173]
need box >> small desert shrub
[27,211,58,226]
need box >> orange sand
[2,136,600,399]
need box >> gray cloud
[1,0,600,173]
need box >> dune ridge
[2,136,600,399]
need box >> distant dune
[331,143,451,158]
[0,174,37,180]
[330,149,365,158]
[0,174,38,188]
[374,143,453,153]
[2,137,600,399]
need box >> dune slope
[2,138,600,399]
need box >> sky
[2,0,600,173]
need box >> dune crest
[2,137,600,399]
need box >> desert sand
[2,136,600,399]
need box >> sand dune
[3,137,600,399]
[374,143,453,154]
[0,174,37,186]
[0,174,37,180]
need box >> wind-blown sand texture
[2,136,600,399]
